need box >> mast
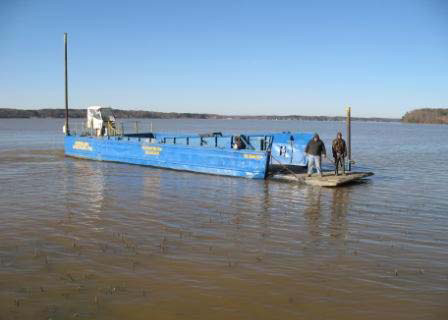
[64,32,70,135]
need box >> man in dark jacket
[305,133,326,177]
[332,132,347,175]
[233,135,246,150]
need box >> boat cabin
[86,106,117,136]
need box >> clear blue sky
[0,0,447,117]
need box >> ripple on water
[1,120,448,319]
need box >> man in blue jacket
[305,133,326,177]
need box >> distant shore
[402,108,448,124]
[0,108,399,122]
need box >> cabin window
[92,111,102,120]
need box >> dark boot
[335,157,339,175]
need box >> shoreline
[0,108,399,122]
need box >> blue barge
[65,133,272,179]
[153,131,314,167]
[60,36,314,180]
[64,107,313,179]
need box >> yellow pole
[346,107,352,171]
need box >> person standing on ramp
[305,133,326,177]
[332,132,347,176]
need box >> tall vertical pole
[346,106,352,171]
[64,33,70,135]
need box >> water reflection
[303,186,349,243]
[330,187,349,240]
[304,187,323,238]
[63,159,106,228]
[62,157,353,250]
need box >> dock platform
[270,171,374,187]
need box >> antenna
[64,32,70,135]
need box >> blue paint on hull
[268,132,314,166]
[151,131,314,167]
[64,135,270,179]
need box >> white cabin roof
[87,106,104,111]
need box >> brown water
[0,118,447,319]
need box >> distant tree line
[402,108,448,124]
[0,108,213,119]
[0,107,399,122]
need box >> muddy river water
[0,119,447,319]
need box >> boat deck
[270,171,374,187]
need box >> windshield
[100,108,115,121]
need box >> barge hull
[64,135,270,179]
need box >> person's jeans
[307,155,321,174]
